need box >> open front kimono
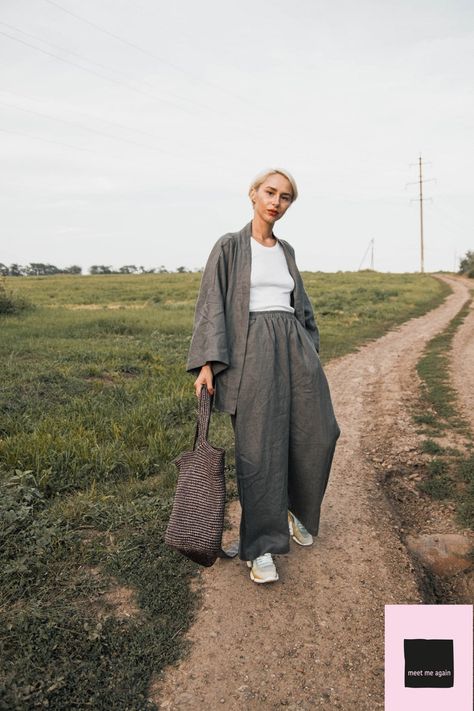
[186,220,321,414]
[186,220,341,560]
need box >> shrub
[458,250,474,278]
[0,281,34,315]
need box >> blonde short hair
[248,168,298,203]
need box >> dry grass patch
[79,565,143,621]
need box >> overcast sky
[1,0,473,274]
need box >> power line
[430,200,470,236]
[0,98,175,155]
[0,19,231,120]
[43,0,197,72]
[0,124,223,168]
[0,87,170,143]
[0,29,196,116]
[43,0,262,112]
[0,89,232,169]
[0,125,98,153]
[0,20,134,81]
[0,24,265,141]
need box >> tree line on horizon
[0,263,202,277]
[1,250,473,278]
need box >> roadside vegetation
[0,279,35,316]
[458,249,474,278]
[0,270,450,709]
[413,291,474,528]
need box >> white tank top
[249,237,295,313]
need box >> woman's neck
[251,216,275,244]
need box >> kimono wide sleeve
[186,239,230,377]
[303,287,320,355]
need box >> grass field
[0,271,452,709]
[413,291,474,526]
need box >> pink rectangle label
[385,604,473,710]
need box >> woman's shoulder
[202,231,240,273]
[210,225,248,254]
[212,232,236,251]
[205,234,237,266]
[277,237,295,256]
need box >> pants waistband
[249,310,296,320]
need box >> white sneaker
[288,511,313,546]
[246,553,279,583]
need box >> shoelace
[294,517,307,534]
[254,553,273,567]
[290,512,309,535]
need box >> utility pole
[407,155,434,273]
[358,238,375,271]
[418,156,424,273]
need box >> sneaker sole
[291,534,313,546]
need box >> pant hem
[239,543,290,562]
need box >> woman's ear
[249,186,256,206]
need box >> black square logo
[404,638,454,687]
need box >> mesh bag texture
[165,386,226,566]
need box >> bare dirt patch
[84,371,139,385]
[79,565,142,621]
[151,275,473,710]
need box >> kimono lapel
[187,219,315,414]
[278,239,305,321]
[237,221,251,310]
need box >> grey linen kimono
[186,219,320,415]
[186,219,340,559]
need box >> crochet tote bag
[165,385,238,566]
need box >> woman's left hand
[193,363,214,398]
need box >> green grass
[0,270,452,709]
[301,270,450,359]
[0,278,35,315]
[413,292,474,526]
[415,295,473,436]
[420,439,446,455]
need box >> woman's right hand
[194,363,214,397]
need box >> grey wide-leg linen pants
[230,310,341,562]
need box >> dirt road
[152,275,473,710]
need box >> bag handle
[191,385,239,560]
[192,384,212,449]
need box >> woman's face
[251,174,293,225]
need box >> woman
[186,168,341,584]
